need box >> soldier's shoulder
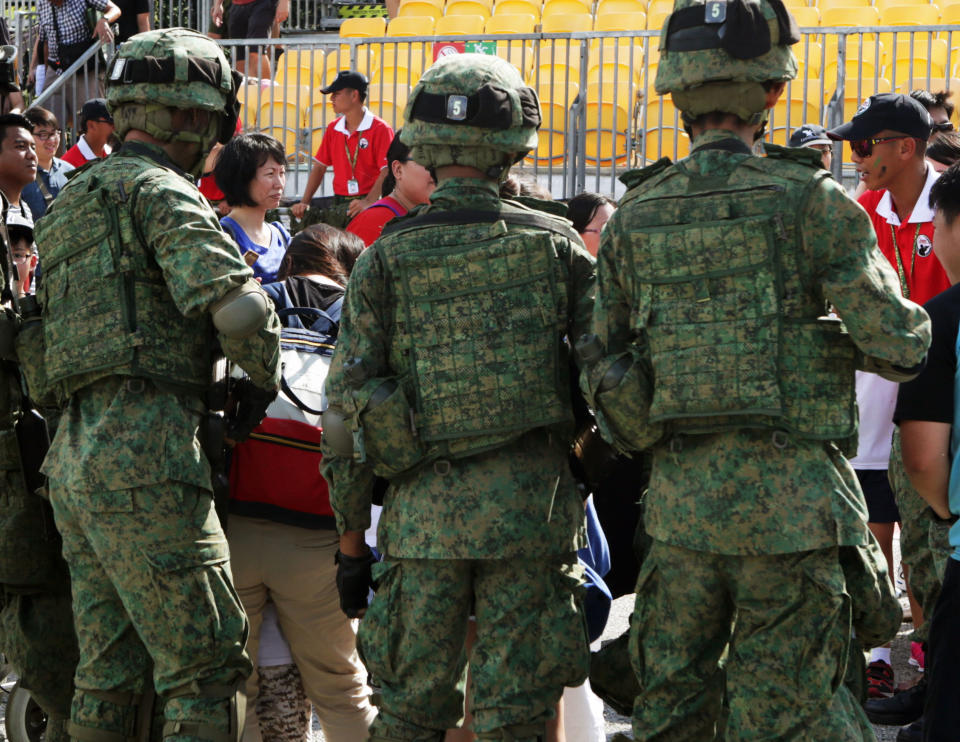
[618,158,674,206]
[763,142,826,171]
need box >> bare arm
[136,11,150,32]
[900,419,953,519]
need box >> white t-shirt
[849,371,898,470]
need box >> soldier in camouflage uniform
[321,53,595,742]
[579,0,932,739]
[28,28,282,742]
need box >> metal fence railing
[11,24,960,196]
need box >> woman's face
[249,156,286,210]
[580,202,615,257]
[395,158,436,206]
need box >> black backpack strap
[280,375,325,415]
[379,207,581,243]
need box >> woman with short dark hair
[214,132,290,281]
[566,192,615,257]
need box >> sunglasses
[849,135,911,158]
[933,121,955,133]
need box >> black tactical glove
[227,382,277,442]
[335,549,377,618]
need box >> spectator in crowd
[215,132,290,282]
[788,123,833,170]
[229,223,377,742]
[566,192,615,257]
[8,218,37,296]
[113,0,150,43]
[0,114,38,228]
[345,130,434,246]
[911,88,955,138]
[60,98,113,168]
[34,0,121,122]
[889,161,960,742]
[21,106,74,219]
[211,0,288,78]
[828,92,948,700]
[927,130,960,174]
[291,71,393,229]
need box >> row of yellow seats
[784,0,956,12]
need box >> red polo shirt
[315,108,393,197]
[858,164,950,305]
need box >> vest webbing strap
[379,207,579,242]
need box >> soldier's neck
[886,160,928,223]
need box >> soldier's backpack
[229,277,344,526]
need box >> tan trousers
[228,516,377,742]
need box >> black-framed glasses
[850,136,910,158]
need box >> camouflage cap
[400,54,541,173]
[655,0,799,120]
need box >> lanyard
[891,222,922,300]
[343,135,360,179]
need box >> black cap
[320,70,368,95]
[80,98,113,126]
[789,124,831,148]
[828,93,933,141]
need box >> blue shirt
[220,216,290,283]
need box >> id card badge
[346,178,360,195]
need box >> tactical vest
[622,144,858,441]
[373,207,576,461]
[35,152,213,399]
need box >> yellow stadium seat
[587,43,644,85]
[596,0,645,14]
[275,49,325,89]
[820,6,880,27]
[398,0,442,19]
[305,95,338,156]
[322,43,379,82]
[436,13,486,33]
[496,41,536,77]
[823,44,885,83]
[819,0,870,10]
[766,82,825,146]
[259,85,309,160]
[486,13,537,32]
[366,82,410,129]
[493,0,541,16]
[645,0,671,15]
[528,94,575,163]
[536,79,579,104]
[594,11,646,30]
[370,48,426,86]
[236,82,263,128]
[541,0,591,17]
[889,38,948,88]
[881,4,940,26]
[645,6,671,30]
[339,17,387,36]
[792,39,822,80]
[388,15,435,34]
[782,0,809,9]
[535,39,584,73]
[640,95,689,162]
[789,6,819,27]
[541,12,592,31]
[445,0,492,15]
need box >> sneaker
[908,642,925,672]
[867,659,895,698]
[864,678,927,725]
[896,719,924,742]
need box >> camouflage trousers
[889,428,952,643]
[630,541,874,742]
[254,664,310,742]
[290,195,362,234]
[49,480,252,742]
[358,555,590,742]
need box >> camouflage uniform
[322,55,595,742]
[582,2,931,739]
[31,29,282,742]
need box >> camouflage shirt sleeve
[803,177,931,366]
[563,234,597,347]
[135,173,281,390]
[322,246,388,533]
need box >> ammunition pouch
[15,314,56,408]
[163,680,246,742]
[584,351,664,454]
[352,376,425,478]
[67,683,157,742]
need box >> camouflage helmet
[654,0,800,121]
[105,28,240,150]
[400,54,541,176]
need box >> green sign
[465,41,497,55]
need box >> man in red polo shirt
[828,92,949,713]
[291,71,393,229]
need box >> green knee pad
[474,722,544,741]
[68,686,156,742]
[163,680,245,742]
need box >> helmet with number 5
[400,53,542,177]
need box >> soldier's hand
[227,383,276,441]
[335,548,376,618]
